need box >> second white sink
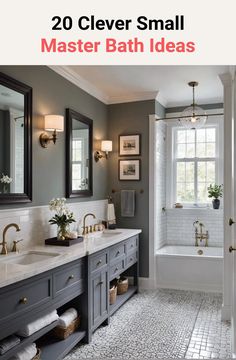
[1,251,60,266]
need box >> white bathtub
[156,245,223,292]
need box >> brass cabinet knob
[96,260,102,266]
[115,267,119,272]
[69,274,74,280]
[19,297,28,304]
[229,218,235,226]
[229,246,236,253]
[97,281,104,286]
[116,251,120,256]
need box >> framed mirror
[0,72,32,204]
[66,108,93,198]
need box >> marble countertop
[0,228,141,289]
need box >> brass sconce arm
[39,130,57,148]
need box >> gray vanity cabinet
[91,270,108,329]
[88,250,109,337]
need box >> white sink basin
[100,231,122,238]
[0,251,60,265]
[86,231,122,239]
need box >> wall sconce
[39,115,64,148]
[94,140,113,162]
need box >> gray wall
[0,66,108,207]
[108,100,157,277]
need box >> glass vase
[57,224,69,240]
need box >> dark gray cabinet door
[91,271,108,329]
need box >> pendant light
[179,81,207,130]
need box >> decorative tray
[45,236,84,247]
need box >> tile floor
[65,289,231,359]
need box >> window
[173,126,218,206]
[72,138,84,190]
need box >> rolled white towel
[58,308,78,328]
[12,343,37,360]
[17,310,58,337]
[0,335,20,355]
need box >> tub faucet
[0,223,21,255]
[193,221,209,247]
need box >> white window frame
[166,110,224,209]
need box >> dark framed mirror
[0,72,32,204]
[66,108,93,198]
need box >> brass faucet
[82,213,96,235]
[0,223,21,255]
[193,221,209,247]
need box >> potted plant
[207,184,223,209]
[49,198,75,240]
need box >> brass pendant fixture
[179,81,207,129]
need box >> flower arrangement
[49,198,75,240]
[0,174,12,193]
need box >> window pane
[176,183,185,202]
[197,129,206,143]
[196,143,206,158]
[186,143,195,158]
[198,183,207,203]
[177,144,185,158]
[206,161,215,183]
[198,162,206,182]
[177,130,186,143]
[185,183,195,202]
[206,143,215,157]
[177,162,185,182]
[186,130,195,143]
[206,128,216,142]
[186,162,194,182]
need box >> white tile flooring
[65,289,231,359]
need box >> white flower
[49,197,71,217]
[0,174,12,184]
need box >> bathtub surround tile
[166,208,223,247]
[155,121,167,250]
[64,290,231,359]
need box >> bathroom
[0,65,234,359]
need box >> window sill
[165,207,223,213]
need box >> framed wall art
[119,159,141,181]
[119,134,141,156]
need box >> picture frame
[119,159,141,181]
[119,134,141,156]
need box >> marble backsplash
[0,200,107,252]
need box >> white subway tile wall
[155,121,167,250]
[0,200,107,251]
[166,209,223,247]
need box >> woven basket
[109,285,117,304]
[53,316,80,340]
[117,277,128,295]
[32,348,41,360]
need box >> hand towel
[12,343,37,360]
[17,310,58,337]
[107,203,116,222]
[0,335,20,355]
[58,308,78,328]
[121,190,135,217]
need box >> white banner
[0,0,235,64]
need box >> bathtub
[156,245,223,292]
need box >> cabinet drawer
[90,252,108,273]
[110,259,125,279]
[126,236,138,253]
[126,251,138,268]
[53,261,83,297]
[0,276,52,322]
[109,243,125,263]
